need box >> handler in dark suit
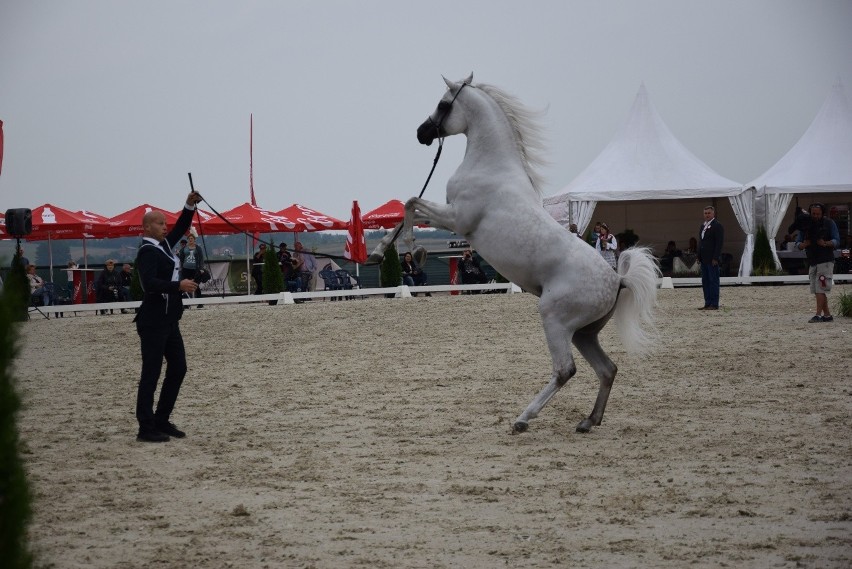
[697,205,724,310]
[134,191,201,442]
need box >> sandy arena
[14,285,852,568]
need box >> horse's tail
[614,247,661,356]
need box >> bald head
[143,210,168,240]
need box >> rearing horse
[370,73,660,434]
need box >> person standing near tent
[697,205,724,311]
[133,190,201,443]
[797,203,840,323]
[595,223,618,269]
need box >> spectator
[588,221,602,246]
[567,223,583,238]
[26,264,55,310]
[95,259,127,314]
[178,234,205,305]
[401,251,429,296]
[252,243,267,294]
[698,206,724,311]
[459,249,488,293]
[292,241,317,291]
[11,246,29,269]
[595,223,618,269]
[65,260,79,300]
[797,203,840,323]
[278,243,299,291]
[175,238,187,256]
[835,249,851,274]
[119,263,133,311]
[660,240,682,273]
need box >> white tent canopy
[748,80,852,270]
[543,84,747,272]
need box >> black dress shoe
[137,431,170,443]
[154,421,186,438]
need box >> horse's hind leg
[512,312,576,434]
[572,332,618,433]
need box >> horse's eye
[437,101,451,111]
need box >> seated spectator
[26,264,55,308]
[458,249,488,293]
[119,263,133,310]
[660,240,682,273]
[836,249,852,274]
[401,251,429,296]
[95,259,127,314]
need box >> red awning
[275,204,347,231]
[105,204,179,238]
[362,199,406,229]
[28,204,109,240]
[202,202,302,234]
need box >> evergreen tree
[130,265,144,301]
[752,225,778,275]
[0,264,33,569]
[262,243,285,295]
[380,242,402,288]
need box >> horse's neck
[461,98,524,173]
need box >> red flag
[344,200,367,264]
[0,119,4,176]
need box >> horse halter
[425,81,469,141]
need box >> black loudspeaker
[5,208,33,236]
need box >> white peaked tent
[543,84,747,271]
[748,79,852,270]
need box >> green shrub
[0,269,33,569]
[130,265,144,301]
[752,225,779,275]
[380,242,402,288]
[262,243,285,295]
[837,288,852,318]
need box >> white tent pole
[48,232,54,283]
[245,233,250,296]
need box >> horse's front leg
[402,197,456,250]
[366,221,405,264]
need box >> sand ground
[14,285,852,568]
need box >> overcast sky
[1,0,850,220]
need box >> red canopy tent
[202,202,302,234]
[362,199,406,229]
[29,204,109,240]
[105,204,179,238]
[275,204,347,231]
[28,204,111,282]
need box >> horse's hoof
[575,419,593,433]
[511,421,528,434]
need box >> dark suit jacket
[698,218,724,264]
[134,206,195,327]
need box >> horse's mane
[475,82,548,196]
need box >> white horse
[370,73,660,434]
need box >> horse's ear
[443,75,454,89]
[463,72,473,85]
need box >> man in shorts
[796,203,840,323]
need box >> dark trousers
[700,262,720,308]
[136,321,187,433]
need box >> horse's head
[416,72,473,146]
